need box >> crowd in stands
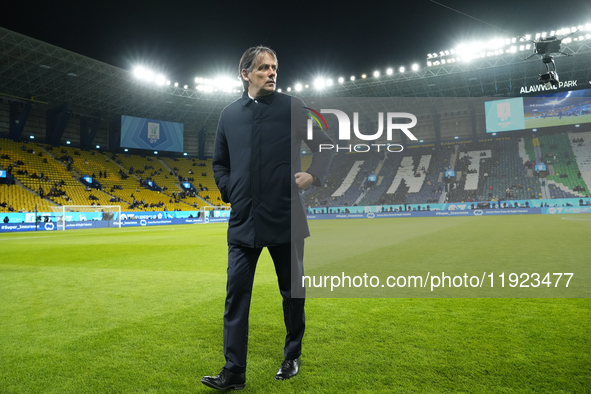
[2,130,590,214]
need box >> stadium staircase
[540,178,551,199]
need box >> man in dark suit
[201,46,333,391]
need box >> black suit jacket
[213,91,333,248]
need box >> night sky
[1,0,589,90]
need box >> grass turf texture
[0,216,589,393]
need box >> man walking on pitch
[201,46,333,390]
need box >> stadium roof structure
[1,26,591,130]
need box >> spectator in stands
[3,216,8,224]
[39,186,44,198]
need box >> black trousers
[223,239,305,373]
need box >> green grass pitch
[0,215,589,393]
[524,113,591,129]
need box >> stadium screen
[445,169,455,177]
[0,170,6,178]
[183,182,191,188]
[535,163,547,172]
[368,175,377,182]
[485,88,591,133]
[484,98,525,133]
[83,176,93,184]
[147,181,153,187]
[121,115,184,153]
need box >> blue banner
[121,115,184,153]
[307,208,543,220]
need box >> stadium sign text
[308,110,418,152]
[520,80,577,94]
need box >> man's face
[243,52,277,97]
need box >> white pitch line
[0,227,179,241]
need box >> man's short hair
[238,46,278,90]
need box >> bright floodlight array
[130,20,591,94]
[427,23,591,67]
[195,77,242,93]
[133,66,170,86]
[133,65,242,94]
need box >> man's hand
[294,172,314,190]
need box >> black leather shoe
[274,357,300,380]
[201,368,245,391]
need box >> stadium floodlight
[154,151,158,154]
[314,78,325,89]
[174,82,178,87]
[326,79,333,86]
[124,148,128,152]
[454,136,459,139]
[412,64,419,71]
[66,141,70,144]
[304,84,309,88]
[155,74,166,85]
[350,76,355,81]
[386,68,393,75]
[96,145,100,149]
[29,135,34,139]
[295,83,302,91]
[361,74,367,79]
[373,71,380,77]
[277,88,282,92]
[183,85,188,89]
[133,66,145,79]
[143,70,154,82]
[166,80,170,85]
[287,87,292,92]
[399,67,405,73]
[338,77,344,83]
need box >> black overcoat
[212,91,333,248]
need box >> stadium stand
[160,157,229,208]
